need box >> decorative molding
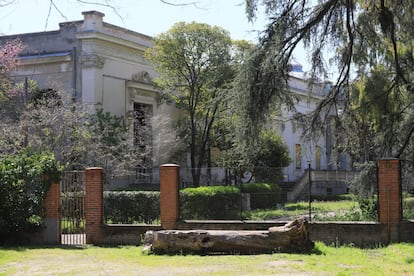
[78,36,148,64]
[132,71,153,85]
[79,53,105,68]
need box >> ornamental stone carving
[80,53,105,68]
[132,71,153,84]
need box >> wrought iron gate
[61,171,86,245]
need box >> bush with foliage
[180,186,240,219]
[104,191,160,224]
[253,129,291,183]
[403,195,414,219]
[241,183,281,209]
[357,196,378,221]
[349,162,377,197]
[312,194,356,202]
[0,150,63,242]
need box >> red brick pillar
[43,182,61,244]
[85,167,104,244]
[378,158,401,242]
[160,164,180,229]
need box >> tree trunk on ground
[144,218,314,254]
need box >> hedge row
[241,183,281,209]
[180,186,241,220]
[104,183,282,223]
[104,191,160,224]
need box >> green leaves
[0,150,63,241]
[145,22,235,185]
[180,186,240,219]
[104,191,160,224]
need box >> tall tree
[145,22,233,186]
[243,0,414,160]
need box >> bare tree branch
[160,0,206,10]
[44,0,124,29]
[0,0,16,7]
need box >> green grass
[244,195,414,221]
[0,243,414,275]
[244,200,359,221]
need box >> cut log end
[144,218,314,254]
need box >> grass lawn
[244,200,360,221]
[1,242,413,275]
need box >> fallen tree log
[144,218,314,254]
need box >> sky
[0,0,308,69]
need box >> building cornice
[76,31,151,53]
[17,51,72,65]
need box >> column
[85,167,104,244]
[378,158,401,242]
[160,164,180,229]
[43,182,61,244]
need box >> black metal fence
[61,171,86,245]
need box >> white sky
[0,0,308,69]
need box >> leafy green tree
[253,128,291,183]
[145,21,233,186]
[341,66,404,163]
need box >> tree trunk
[144,218,313,254]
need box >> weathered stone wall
[99,224,161,245]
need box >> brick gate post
[43,182,61,244]
[160,164,180,229]
[85,167,104,244]
[378,158,401,243]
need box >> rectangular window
[295,144,302,169]
[315,146,321,170]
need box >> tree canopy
[243,0,414,161]
[146,21,233,185]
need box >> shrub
[357,196,378,221]
[104,191,160,224]
[312,194,356,201]
[180,186,240,219]
[0,150,63,242]
[241,183,281,209]
[403,196,414,219]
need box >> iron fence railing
[102,166,374,223]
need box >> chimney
[81,11,105,31]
